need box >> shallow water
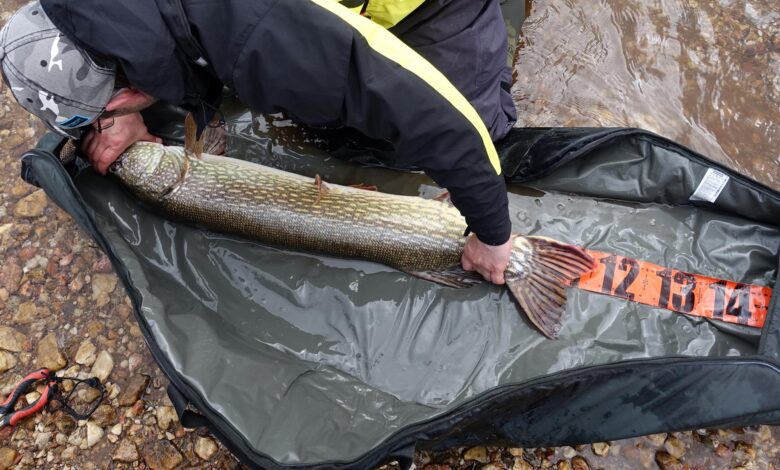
[513,0,779,190]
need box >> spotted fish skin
[112,142,466,272]
[109,142,596,338]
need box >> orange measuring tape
[570,250,773,328]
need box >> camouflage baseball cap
[0,1,116,138]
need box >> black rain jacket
[40,0,511,245]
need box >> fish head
[109,142,183,200]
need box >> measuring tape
[570,250,773,328]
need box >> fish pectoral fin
[404,266,483,288]
[348,183,378,191]
[313,174,330,204]
[506,237,596,339]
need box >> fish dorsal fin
[184,113,204,158]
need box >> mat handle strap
[167,383,210,429]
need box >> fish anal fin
[506,236,596,339]
[405,266,483,289]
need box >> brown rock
[90,350,114,382]
[14,189,48,218]
[130,400,145,417]
[556,461,571,470]
[655,451,681,470]
[156,406,178,431]
[75,340,97,366]
[91,274,117,301]
[512,459,532,470]
[90,405,117,427]
[591,442,609,456]
[714,444,731,459]
[14,302,37,324]
[647,433,667,447]
[570,456,590,470]
[54,414,76,435]
[508,448,523,458]
[463,446,488,463]
[92,256,113,273]
[112,440,140,462]
[143,440,184,470]
[0,258,22,294]
[36,333,67,371]
[118,374,150,407]
[0,351,17,374]
[0,447,17,470]
[194,436,218,461]
[664,436,685,459]
[0,326,26,353]
[10,178,34,198]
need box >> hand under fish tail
[504,236,596,339]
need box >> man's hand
[81,112,161,174]
[461,235,512,285]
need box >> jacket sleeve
[230,0,511,245]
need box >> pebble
[110,423,123,436]
[463,446,488,463]
[90,405,116,428]
[54,415,76,435]
[118,374,150,406]
[591,442,610,456]
[90,274,117,301]
[34,432,51,450]
[60,446,77,461]
[36,332,67,371]
[74,340,97,366]
[655,451,681,470]
[0,447,18,470]
[482,465,505,470]
[570,456,589,470]
[194,436,218,460]
[0,258,22,294]
[647,433,667,446]
[508,448,523,458]
[143,440,184,470]
[513,459,533,470]
[14,302,38,324]
[13,189,48,218]
[664,436,685,459]
[156,406,179,431]
[86,421,104,447]
[0,351,17,373]
[0,326,26,352]
[90,350,114,382]
[112,440,139,462]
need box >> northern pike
[104,125,595,339]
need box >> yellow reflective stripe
[311,0,502,174]
[364,0,426,28]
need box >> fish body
[110,142,595,338]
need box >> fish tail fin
[506,236,596,339]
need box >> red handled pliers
[0,368,56,429]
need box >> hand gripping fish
[106,118,595,339]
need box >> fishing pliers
[0,368,56,429]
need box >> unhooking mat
[20,102,780,469]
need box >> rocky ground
[1,2,780,470]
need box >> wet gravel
[1,1,780,469]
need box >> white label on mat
[690,168,729,203]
